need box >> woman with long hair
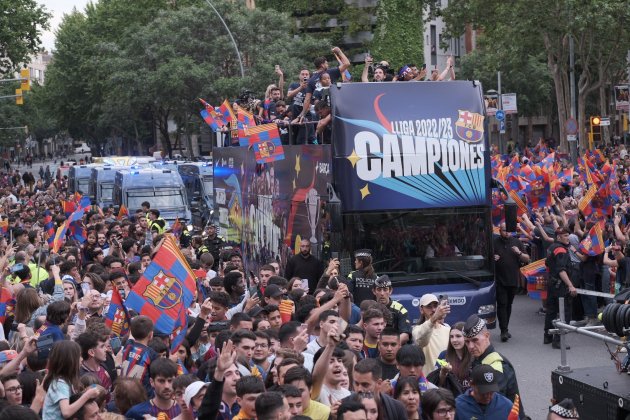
[42,340,101,419]
[438,322,472,390]
[394,377,421,420]
[347,249,378,305]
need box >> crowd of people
[0,149,593,420]
[219,46,456,146]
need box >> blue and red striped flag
[67,207,86,243]
[237,109,255,129]
[44,210,55,244]
[169,304,188,355]
[105,287,130,337]
[124,235,197,334]
[578,221,605,256]
[579,183,612,219]
[52,221,69,254]
[61,200,76,217]
[199,98,227,132]
[0,219,8,236]
[0,288,14,324]
[170,218,183,238]
[219,99,235,124]
[520,259,548,300]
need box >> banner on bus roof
[331,81,490,212]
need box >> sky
[39,0,92,51]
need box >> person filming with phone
[412,294,451,377]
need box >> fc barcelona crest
[143,270,183,309]
[455,110,484,143]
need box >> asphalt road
[491,294,617,419]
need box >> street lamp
[202,0,245,78]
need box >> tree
[440,0,630,152]
[0,0,50,75]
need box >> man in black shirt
[284,239,324,293]
[377,328,400,381]
[493,222,529,342]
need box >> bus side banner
[213,145,332,269]
[331,81,490,212]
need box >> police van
[90,166,128,208]
[112,168,191,224]
[69,164,100,197]
[177,162,214,228]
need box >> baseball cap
[471,365,499,393]
[248,306,264,318]
[184,381,208,408]
[419,294,438,307]
[62,275,76,285]
[264,284,283,299]
[373,275,392,289]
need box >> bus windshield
[341,207,491,279]
[77,178,90,194]
[100,184,114,201]
[126,189,185,210]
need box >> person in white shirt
[412,294,451,377]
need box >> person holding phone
[412,294,451,377]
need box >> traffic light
[20,69,30,91]
[590,116,602,145]
[15,89,23,105]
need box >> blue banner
[331,81,490,212]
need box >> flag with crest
[578,221,605,256]
[124,235,197,334]
[521,259,548,300]
[105,287,130,337]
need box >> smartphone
[331,251,339,259]
[300,279,310,291]
[328,276,339,290]
[421,63,427,70]
[439,294,449,305]
[118,287,126,300]
[110,336,122,354]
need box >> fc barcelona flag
[253,138,285,164]
[579,183,612,219]
[520,259,548,300]
[525,167,551,210]
[199,98,227,132]
[0,288,14,324]
[61,200,76,217]
[237,109,255,129]
[44,210,55,244]
[0,219,7,236]
[105,287,130,337]
[579,221,605,256]
[169,304,188,355]
[117,204,129,221]
[239,123,282,147]
[219,99,235,123]
[124,235,197,334]
[52,222,69,254]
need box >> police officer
[370,275,411,344]
[463,314,525,417]
[544,227,577,349]
[192,235,210,260]
[203,224,224,270]
[148,209,167,236]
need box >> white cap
[184,381,208,408]
[419,294,439,307]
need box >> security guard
[148,209,167,235]
[204,224,224,269]
[192,235,210,260]
[371,275,411,344]
[544,227,577,348]
[463,314,526,417]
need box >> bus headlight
[478,304,496,315]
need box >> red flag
[507,394,520,420]
[117,204,128,221]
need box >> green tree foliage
[0,0,50,75]
[40,0,325,156]
[370,0,424,70]
[440,0,630,151]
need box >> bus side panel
[214,145,332,271]
[392,280,496,327]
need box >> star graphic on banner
[347,149,361,168]
[295,154,301,178]
[360,184,370,199]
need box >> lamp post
[203,0,245,78]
